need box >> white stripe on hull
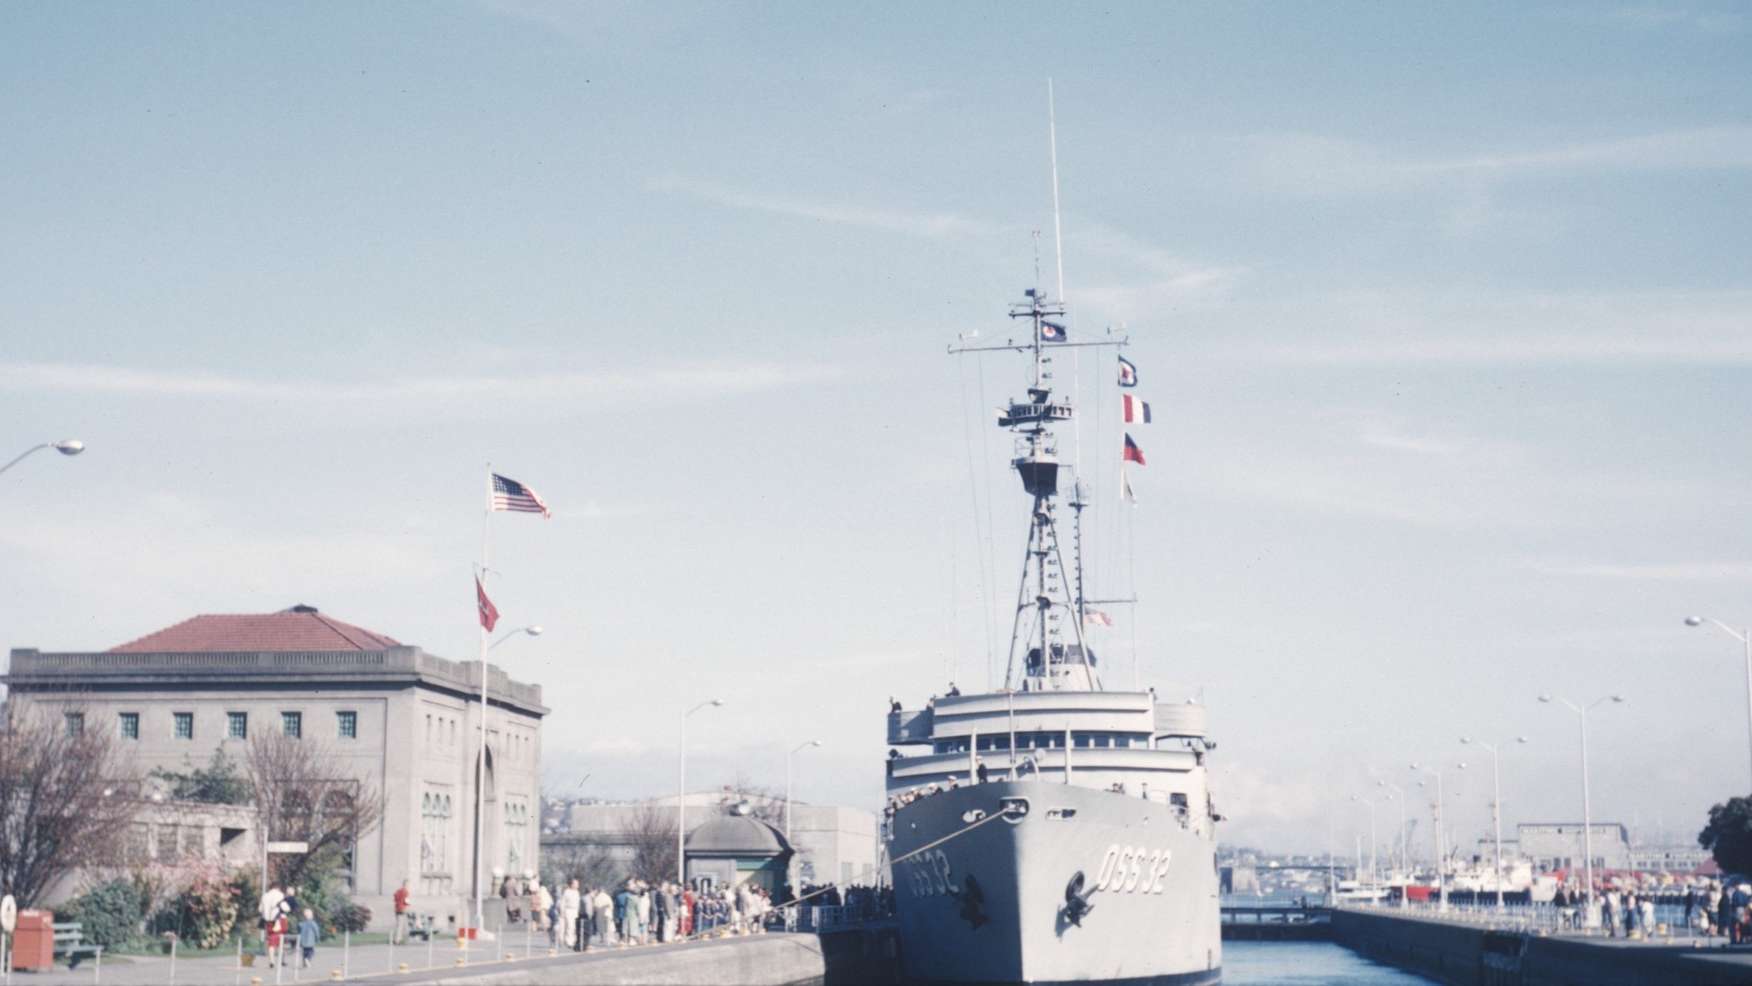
[890,781,1221,984]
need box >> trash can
[12,910,54,971]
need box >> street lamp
[1461,735,1527,910]
[1375,778,1408,907]
[678,699,725,886]
[1538,693,1623,926]
[1410,762,1452,911]
[1,439,85,478]
[1350,794,1382,897]
[1684,617,1752,791]
[474,622,541,929]
[786,740,822,913]
[489,625,543,650]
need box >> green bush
[59,879,145,948]
[287,872,371,938]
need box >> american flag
[491,473,551,518]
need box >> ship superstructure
[882,285,1221,984]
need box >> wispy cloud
[646,175,998,239]
[1596,5,1746,33]
[1529,560,1752,581]
[1238,125,1752,197]
[1229,289,1752,366]
[0,360,843,403]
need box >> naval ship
[883,287,1222,985]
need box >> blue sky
[3,1,1751,853]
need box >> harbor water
[1224,941,1435,985]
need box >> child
[265,913,288,966]
[297,909,320,969]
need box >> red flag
[475,576,500,632]
[1123,433,1146,466]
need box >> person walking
[561,879,583,949]
[297,909,319,969]
[528,878,545,933]
[259,884,286,960]
[536,880,555,942]
[636,881,652,944]
[265,911,289,968]
[392,880,412,944]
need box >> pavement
[3,928,689,985]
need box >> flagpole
[475,463,492,934]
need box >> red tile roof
[109,605,402,653]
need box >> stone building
[3,605,546,927]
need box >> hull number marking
[1095,844,1172,894]
[904,849,955,898]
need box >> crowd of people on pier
[495,871,777,948]
[1549,878,1752,942]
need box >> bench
[52,922,103,969]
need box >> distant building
[1517,822,1632,872]
[544,789,879,891]
[684,806,792,893]
[4,605,546,926]
[1628,845,1710,873]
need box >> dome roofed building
[684,803,792,893]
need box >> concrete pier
[1332,907,1752,985]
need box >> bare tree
[727,772,786,827]
[243,732,384,888]
[542,839,618,890]
[626,804,676,883]
[0,704,139,904]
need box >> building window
[228,712,248,740]
[118,712,139,740]
[174,712,194,740]
[282,712,302,738]
[64,712,84,736]
[337,711,357,739]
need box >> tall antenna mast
[1048,78,1066,305]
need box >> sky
[3,1,1750,856]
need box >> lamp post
[678,699,725,886]
[489,626,543,650]
[1376,778,1408,907]
[1350,794,1381,896]
[1684,617,1752,791]
[1538,693,1623,926]
[785,739,822,913]
[1461,735,1526,910]
[473,624,541,929]
[1410,763,1451,911]
[0,439,84,478]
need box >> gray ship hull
[889,780,1221,985]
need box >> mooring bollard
[328,972,341,982]
[342,930,349,981]
[426,933,434,971]
[398,962,409,973]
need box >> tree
[149,749,250,805]
[627,804,677,883]
[243,732,384,889]
[0,704,139,904]
[727,773,787,827]
[542,839,617,891]
[1699,795,1752,876]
